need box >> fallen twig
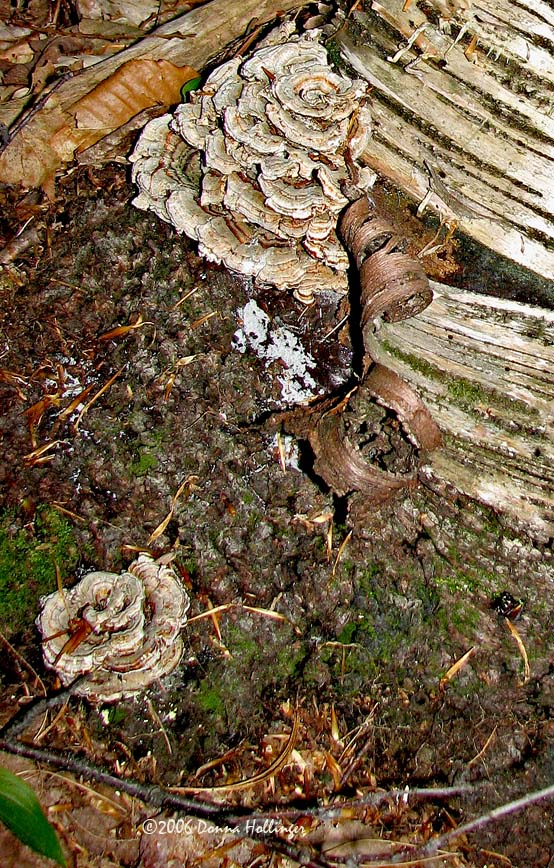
[0,684,480,868]
[401,783,554,864]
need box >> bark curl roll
[364,363,442,453]
[308,196,441,506]
[310,407,417,503]
[339,196,432,328]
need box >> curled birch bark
[308,197,441,506]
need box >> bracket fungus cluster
[36,554,190,703]
[130,27,374,303]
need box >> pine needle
[439,646,476,691]
[98,313,152,341]
[147,475,199,544]
[171,708,300,793]
[74,365,126,430]
[505,618,530,684]
[332,530,352,577]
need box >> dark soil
[1,163,553,868]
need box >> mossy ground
[0,165,553,867]
[0,506,80,639]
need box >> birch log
[334,0,554,290]
[364,284,554,541]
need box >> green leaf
[0,767,66,866]
[180,76,201,99]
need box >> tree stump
[330,0,554,539]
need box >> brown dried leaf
[0,106,68,191]
[74,59,198,133]
[50,59,199,157]
[0,60,198,190]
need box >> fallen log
[3,0,552,540]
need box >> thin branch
[0,735,230,818]
[7,687,535,868]
[0,686,336,867]
[401,783,554,863]
[0,727,336,868]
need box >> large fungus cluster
[36,554,190,703]
[130,27,374,303]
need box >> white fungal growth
[36,554,190,703]
[130,29,374,303]
[233,299,322,403]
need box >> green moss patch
[0,507,80,638]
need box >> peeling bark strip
[308,197,441,505]
[339,196,432,332]
[364,364,443,453]
[310,407,417,502]
[334,0,554,291]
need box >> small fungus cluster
[130,27,374,303]
[36,554,190,703]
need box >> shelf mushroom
[36,554,190,703]
[130,27,374,304]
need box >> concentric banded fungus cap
[36,554,190,703]
[130,28,374,304]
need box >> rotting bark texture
[334,0,554,293]
[367,284,554,540]
[324,1,554,539]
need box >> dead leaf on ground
[0,59,198,191]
